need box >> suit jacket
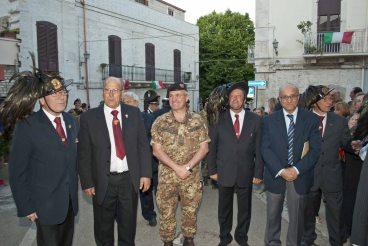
[351,155,368,246]
[207,110,263,187]
[9,110,79,225]
[311,112,351,192]
[261,108,321,195]
[78,103,152,205]
[141,110,158,174]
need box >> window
[168,8,174,16]
[135,0,148,6]
[317,0,341,32]
[36,21,58,72]
[108,35,122,78]
[173,49,181,83]
[145,43,155,81]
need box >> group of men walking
[0,65,364,246]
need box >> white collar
[104,104,121,114]
[283,107,298,118]
[230,109,245,118]
[42,108,63,122]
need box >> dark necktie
[111,110,126,160]
[234,114,240,139]
[287,114,295,167]
[54,117,67,145]
[318,116,325,136]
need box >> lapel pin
[125,114,128,119]
[75,138,79,143]
[68,124,71,129]
[61,138,66,142]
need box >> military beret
[167,82,187,95]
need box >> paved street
[0,165,329,246]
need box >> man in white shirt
[262,84,321,246]
[78,77,152,246]
[301,86,351,246]
[207,81,263,246]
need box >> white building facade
[0,0,199,110]
[251,0,368,107]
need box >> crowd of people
[0,63,367,246]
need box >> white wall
[10,0,199,110]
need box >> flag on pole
[124,79,130,90]
[151,80,165,89]
[323,32,354,44]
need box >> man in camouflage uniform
[151,82,210,246]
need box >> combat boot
[183,237,195,246]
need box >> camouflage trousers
[156,176,203,242]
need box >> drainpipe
[81,0,90,107]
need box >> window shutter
[36,21,58,72]
[145,43,155,81]
[108,35,122,78]
[174,49,181,82]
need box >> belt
[109,171,128,176]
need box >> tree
[197,10,255,100]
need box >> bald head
[279,84,300,113]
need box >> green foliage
[297,21,312,34]
[197,10,255,100]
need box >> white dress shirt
[104,104,129,173]
[230,109,245,135]
[312,110,327,137]
[42,108,67,138]
[276,108,300,177]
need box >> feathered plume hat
[298,85,334,110]
[0,52,69,138]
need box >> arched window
[145,43,155,81]
[173,49,181,82]
[36,21,58,72]
[108,35,122,78]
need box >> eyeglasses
[104,88,121,94]
[279,94,299,102]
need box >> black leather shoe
[163,241,173,246]
[148,217,157,227]
[183,237,195,246]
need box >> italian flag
[323,32,354,44]
[151,80,165,89]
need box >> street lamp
[272,39,279,56]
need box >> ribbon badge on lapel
[125,114,128,119]
[113,119,120,126]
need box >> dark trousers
[341,153,362,240]
[36,199,75,246]
[93,172,138,246]
[302,189,343,246]
[218,184,252,245]
[139,173,157,221]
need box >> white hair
[279,83,299,96]
[122,91,139,101]
[104,77,122,89]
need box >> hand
[210,173,218,181]
[27,212,38,222]
[140,177,151,192]
[351,140,362,154]
[281,168,297,182]
[175,165,191,180]
[253,178,263,184]
[83,187,95,197]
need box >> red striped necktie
[111,110,126,159]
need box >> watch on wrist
[186,166,193,173]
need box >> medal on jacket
[61,138,66,142]
[113,119,120,125]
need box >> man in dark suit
[301,86,351,246]
[5,73,79,246]
[351,154,368,246]
[207,81,263,246]
[262,84,321,246]
[78,77,152,246]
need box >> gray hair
[104,77,122,89]
[122,91,140,101]
[279,83,299,96]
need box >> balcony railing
[304,29,368,55]
[102,64,192,83]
